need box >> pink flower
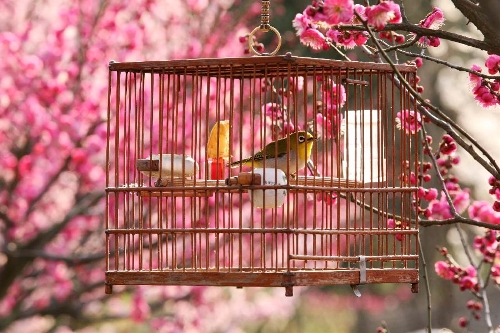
[322,0,354,25]
[459,266,478,291]
[428,193,453,219]
[414,57,423,68]
[439,134,457,155]
[387,218,406,241]
[485,54,500,75]
[365,1,402,30]
[473,230,498,262]
[353,4,367,21]
[419,7,445,30]
[473,85,499,107]
[326,29,368,48]
[469,64,483,89]
[469,201,500,224]
[305,5,331,23]
[293,13,312,36]
[263,102,283,121]
[323,83,346,114]
[428,36,440,47]
[435,261,454,280]
[280,122,295,136]
[300,28,326,50]
[417,35,441,48]
[395,110,422,134]
[417,186,438,201]
[453,189,470,214]
[315,113,333,139]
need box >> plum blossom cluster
[488,176,500,212]
[435,230,500,329]
[310,76,346,139]
[473,229,500,264]
[469,54,500,107]
[457,300,484,328]
[472,227,500,295]
[293,0,401,50]
[416,134,471,220]
[434,254,479,292]
[0,1,309,332]
[387,218,409,242]
[395,109,423,135]
[263,102,298,138]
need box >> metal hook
[248,0,282,56]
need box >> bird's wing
[252,151,265,161]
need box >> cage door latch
[359,255,367,284]
[350,255,367,297]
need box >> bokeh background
[0,0,499,332]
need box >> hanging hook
[248,0,282,56]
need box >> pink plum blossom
[326,29,369,48]
[395,110,422,134]
[365,1,402,30]
[439,134,457,155]
[293,13,313,36]
[469,63,500,106]
[322,0,354,25]
[469,201,500,224]
[473,85,499,107]
[300,28,326,50]
[419,7,445,30]
[485,54,500,75]
[473,229,498,263]
[353,4,367,21]
[469,64,483,89]
[435,261,454,280]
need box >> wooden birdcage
[104,54,420,296]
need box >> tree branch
[337,22,498,54]
[7,249,105,266]
[395,48,500,80]
[451,0,500,53]
[419,218,500,230]
[418,236,432,333]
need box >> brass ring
[248,25,282,56]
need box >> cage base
[105,269,418,296]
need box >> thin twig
[395,48,500,80]
[325,41,352,61]
[478,276,494,331]
[418,235,432,333]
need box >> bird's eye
[298,135,305,143]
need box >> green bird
[230,131,315,175]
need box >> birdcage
[104,53,420,296]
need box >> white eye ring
[298,135,306,143]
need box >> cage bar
[105,55,420,296]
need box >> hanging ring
[248,25,282,56]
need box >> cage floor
[105,267,418,289]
